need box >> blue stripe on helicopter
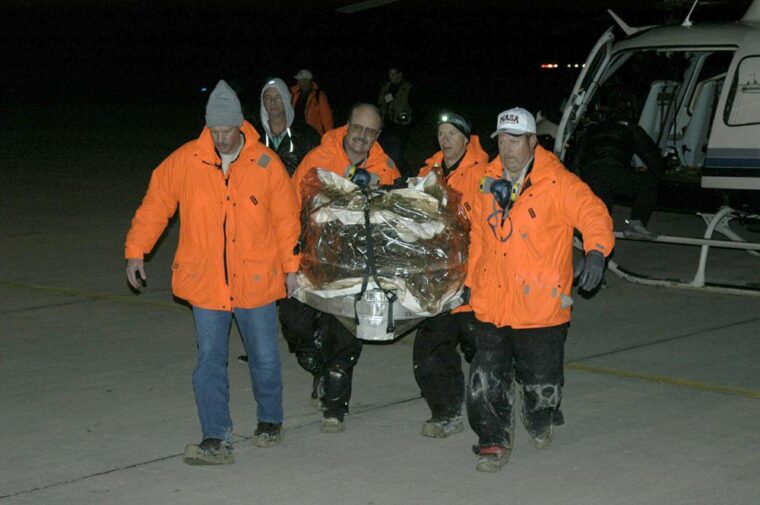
[705,148,760,169]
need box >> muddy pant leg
[456,311,477,364]
[466,320,515,448]
[513,324,568,438]
[319,315,363,421]
[413,311,465,420]
[278,298,324,375]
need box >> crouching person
[124,80,300,465]
[465,108,613,472]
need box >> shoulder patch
[258,154,271,168]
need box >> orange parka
[124,121,301,311]
[466,145,614,329]
[290,82,334,135]
[292,125,401,202]
[418,134,489,219]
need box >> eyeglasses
[348,122,380,139]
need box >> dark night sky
[1,0,754,119]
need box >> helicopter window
[725,56,760,126]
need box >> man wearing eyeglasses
[290,103,401,433]
[464,107,613,472]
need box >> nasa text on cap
[490,107,537,138]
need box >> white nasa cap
[490,107,537,138]
[294,69,313,80]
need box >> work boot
[623,219,654,239]
[474,445,511,473]
[183,438,234,465]
[320,416,345,433]
[252,422,282,448]
[310,375,324,411]
[420,416,464,438]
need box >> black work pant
[466,319,568,449]
[583,165,658,226]
[413,311,476,420]
[279,298,362,420]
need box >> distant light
[440,114,449,122]
[540,63,559,70]
[335,0,399,13]
[567,64,572,68]
[582,63,586,68]
[574,64,580,68]
[200,87,208,93]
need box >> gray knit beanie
[205,80,244,127]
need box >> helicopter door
[554,27,615,160]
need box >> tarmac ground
[1,104,759,504]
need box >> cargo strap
[354,188,397,333]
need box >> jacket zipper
[223,175,229,286]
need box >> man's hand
[285,272,298,298]
[126,258,147,290]
[577,250,605,291]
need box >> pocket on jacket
[171,259,207,300]
[510,271,562,326]
[240,259,284,303]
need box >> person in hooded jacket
[464,107,613,472]
[236,79,322,369]
[124,80,300,465]
[290,103,401,434]
[253,78,321,177]
[291,69,333,135]
[412,112,488,439]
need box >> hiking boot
[320,416,345,433]
[474,445,511,473]
[420,416,464,438]
[623,219,654,239]
[183,438,234,465]
[310,375,324,411]
[252,422,282,448]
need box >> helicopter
[555,0,760,295]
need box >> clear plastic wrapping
[298,168,468,315]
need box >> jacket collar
[196,121,262,162]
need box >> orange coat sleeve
[124,152,182,259]
[557,171,615,257]
[267,156,301,273]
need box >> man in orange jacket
[465,108,613,472]
[289,103,400,434]
[413,112,488,439]
[291,69,333,135]
[124,80,301,465]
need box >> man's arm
[124,152,182,286]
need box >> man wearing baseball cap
[124,80,301,464]
[413,112,488,439]
[291,69,333,135]
[463,107,614,472]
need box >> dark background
[2,1,754,111]
[0,0,755,177]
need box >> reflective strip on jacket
[290,82,334,135]
[466,145,614,329]
[124,121,301,311]
[292,125,401,203]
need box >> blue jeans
[192,304,283,441]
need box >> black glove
[350,168,372,188]
[577,250,605,291]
